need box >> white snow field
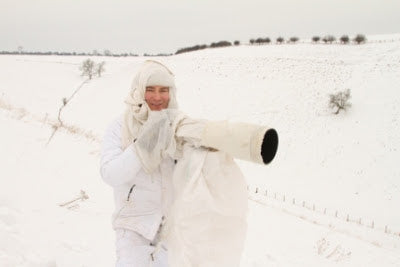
[1,34,400,266]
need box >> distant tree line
[143,53,174,57]
[248,34,366,45]
[174,34,367,55]
[176,45,208,54]
[0,50,139,57]
[175,40,241,55]
[0,49,179,57]
[250,38,271,45]
[312,34,367,44]
[2,34,367,57]
[0,49,176,57]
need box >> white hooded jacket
[100,116,175,241]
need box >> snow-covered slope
[1,34,399,266]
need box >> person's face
[145,85,170,111]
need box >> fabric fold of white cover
[132,109,248,267]
[165,145,248,267]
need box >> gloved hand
[133,110,175,173]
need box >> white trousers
[115,229,168,267]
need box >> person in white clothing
[100,60,178,266]
[100,60,279,267]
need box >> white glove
[133,110,175,173]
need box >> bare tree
[329,89,352,114]
[312,36,321,43]
[353,34,367,44]
[96,61,106,77]
[80,59,95,79]
[276,37,285,44]
[104,49,112,56]
[340,35,350,44]
[289,36,299,43]
[323,35,336,44]
[255,38,264,44]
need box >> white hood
[121,60,178,149]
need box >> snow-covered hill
[1,34,400,266]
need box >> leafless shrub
[80,59,95,79]
[96,61,106,77]
[329,89,352,114]
[16,107,27,119]
[0,97,13,110]
[59,190,89,210]
[79,59,106,79]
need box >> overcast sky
[1,0,399,55]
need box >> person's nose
[153,91,162,101]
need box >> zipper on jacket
[127,184,136,202]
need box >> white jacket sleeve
[100,118,142,187]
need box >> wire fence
[247,185,400,239]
